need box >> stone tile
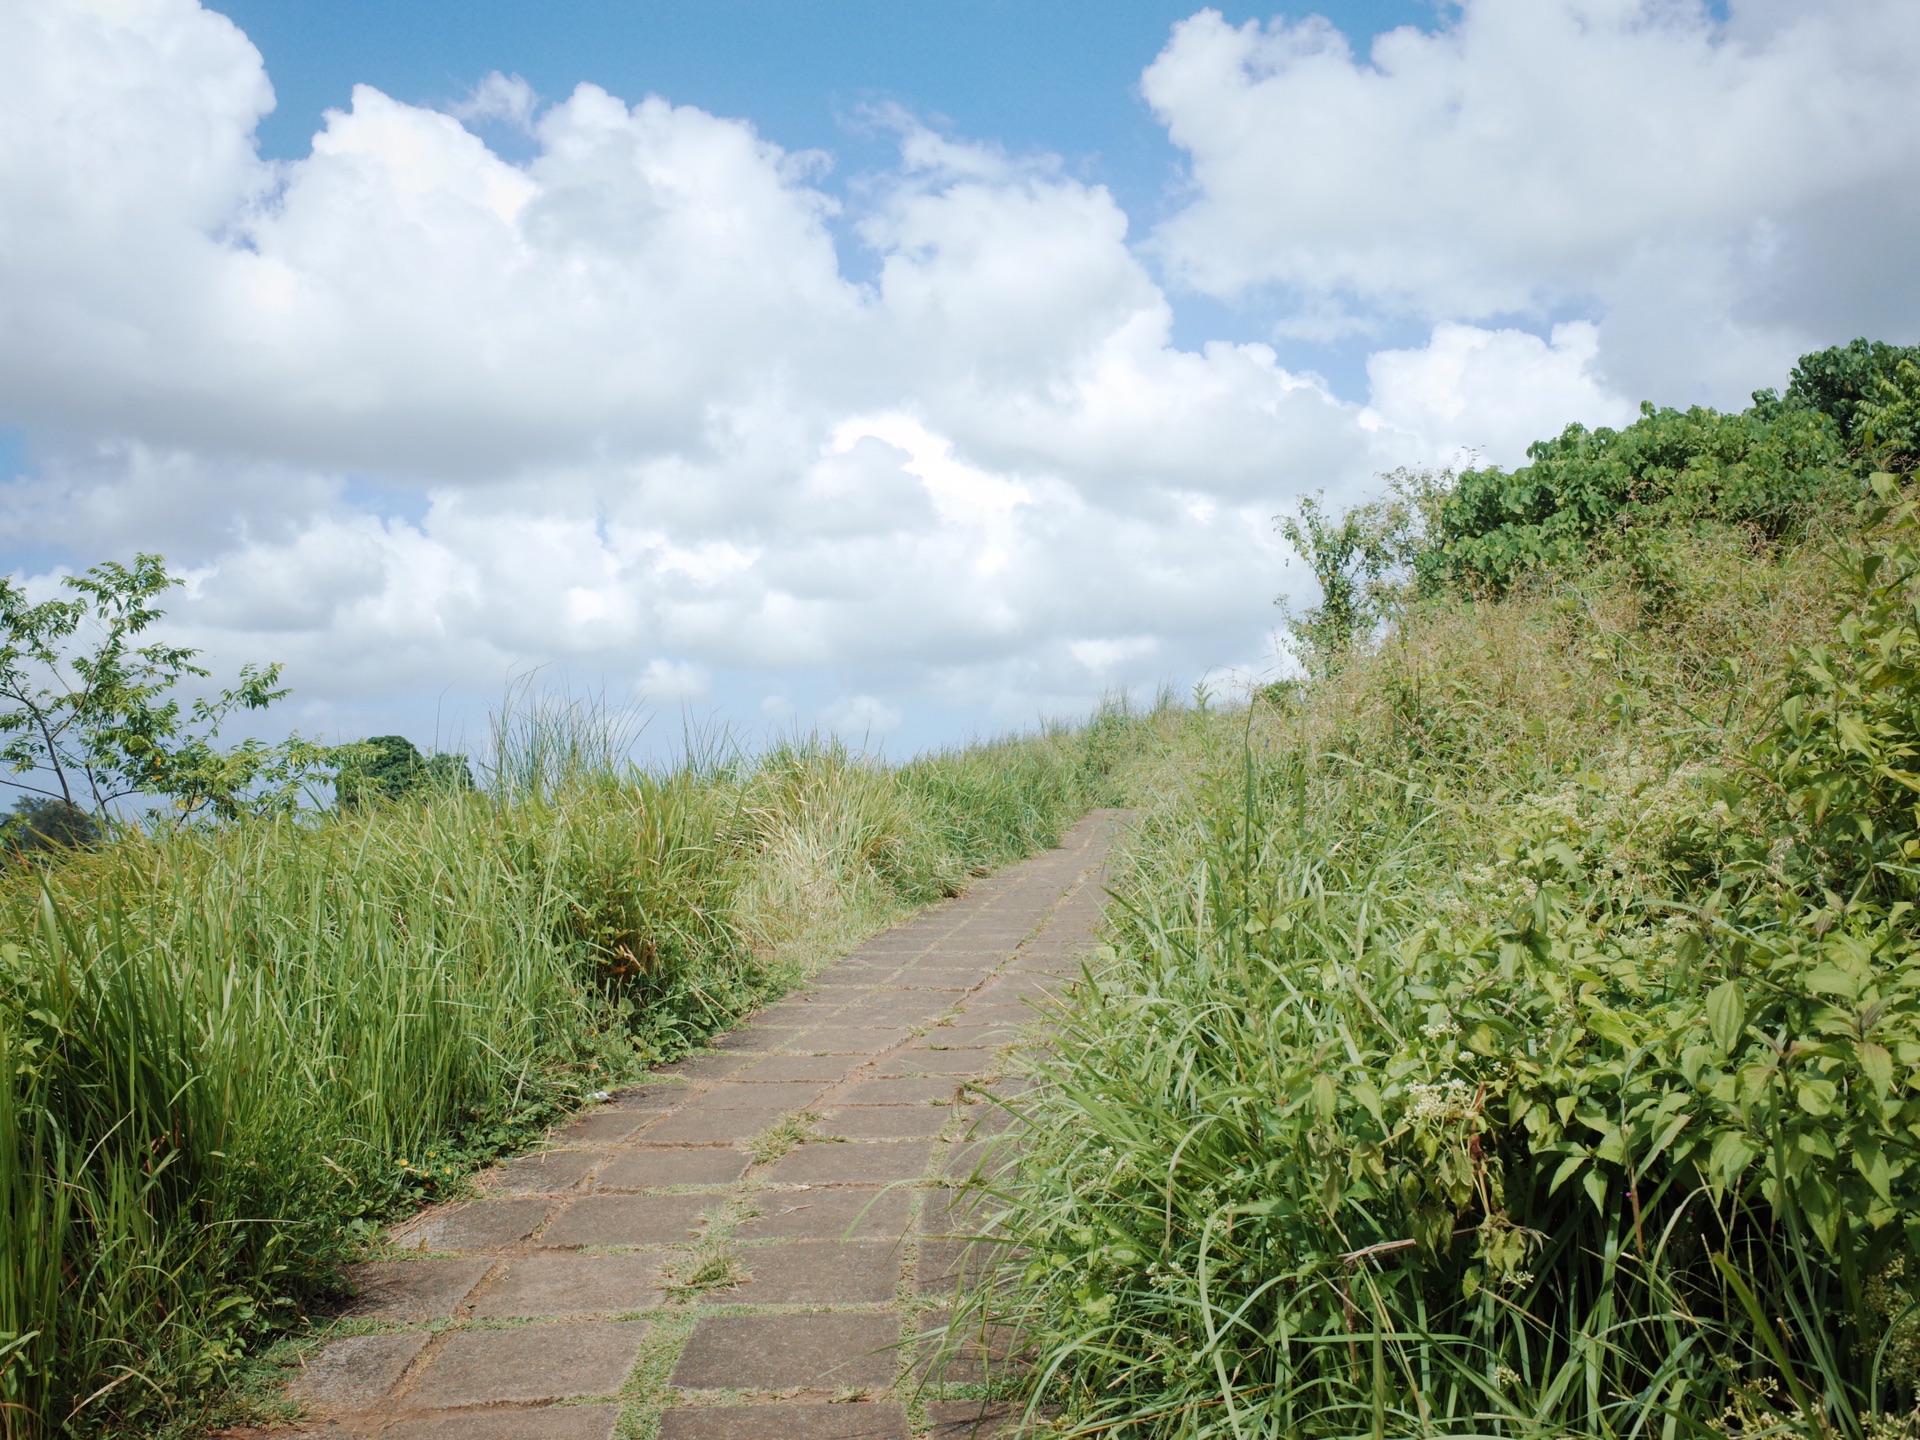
[395,1198,552,1253]
[657,1053,755,1081]
[487,1149,600,1194]
[657,1403,909,1439]
[554,1109,659,1144]
[834,1077,961,1106]
[379,1407,619,1440]
[760,1140,932,1185]
[913,1026,1011,1051]
[954,1103,1021,1138]
[344,1258,492,1320]
[644,1106,792,1144]
[595,1147,751,1190]
[406,1321,648,1408]
[897,968,993,988]
[872,1049,996,1077]
[969,1077,1032,1099]
[607,1082,690,1110]
[727,1239,899,1303]
[918,1188,1003,1237]
[714,1027,793,1053]
[938,1139,1015,1182]
[914,1236,1012,1295]
[923,1005,1024,1029]
[977,977,1064,1002]
[754,995,851,1022]
[909,1312,1026,1387]
[925,1402,1015,1438]
[680,1080,829,1111]
[540,1192,715,1247]
[734,1186,912,1241]
[816,1106,950,1140]
[470,1252,661,1317]
[670,1312,899,1391]
[289,1333,428,1413]
[782,1026,911,1055]
[833,999,952,1028]
[809,972,881,989]
[735,1054,863,1083]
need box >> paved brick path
[276,810,1130,1440]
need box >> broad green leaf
[1804,963,1861,1001]
[1858,1040,1895,1095]
[1705,981,1746,1054]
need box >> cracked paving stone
[815,1106,951,1140]
[554,1109,661,1144]
[289,1333,428,1414]
[657,1403,909,1439]
[394,1198,552,1253]
[594,1146,752,1190]
[670,1312,899,1391]
[486,1149,600,1194]
[726,1240,899,1303]
[760,1140,933,1185]
[406,1321,648,1408]
[378,1408,620,1440]
[539,1191,716,1247]
[644,1106,794,1143]
[343,1257,492,1320]
[733,1186,912,1241]
[470,1251,662,1317]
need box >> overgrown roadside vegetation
[980,340,1920,1439]
[0,686,1169,1438]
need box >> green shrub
[1413,340,1920,597]
[978,411,1920,1435]
[333,735,474,809]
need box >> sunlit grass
[0,704,1175,1437]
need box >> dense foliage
[973,342,1920,1440]
[1420,340,1920,596]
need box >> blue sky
[0,0,1912,759]
[219,0,1439,391]
[225,2,1430,183]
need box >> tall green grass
[975,493,1920,1438]
[0,712,1140,1437]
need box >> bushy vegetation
[977,341,1920,1440]
[0,691,1145,1437]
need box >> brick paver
[271,810,1130,1438]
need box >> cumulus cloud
[1361,321,1639,470]
[1144,0,1920,402]
[0,0,1909,751]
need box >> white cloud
[0,0,1910,753]
[819,693,903,740]
[638,658,711,705]
[1143,0,1920,403]
[1362,321,1639,470]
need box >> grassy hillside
[0,713,1165,1438]
[976,341,1920,1440]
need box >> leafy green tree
[1780,336,1920,449]
[0,553,331,820]
[1411,341,1920,597]
[1276,471,1440,671]
[0,795,99,857]
[335,735,476,809]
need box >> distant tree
[0,795,100,860]
[335,735,475,809]
[0,553,333,821]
